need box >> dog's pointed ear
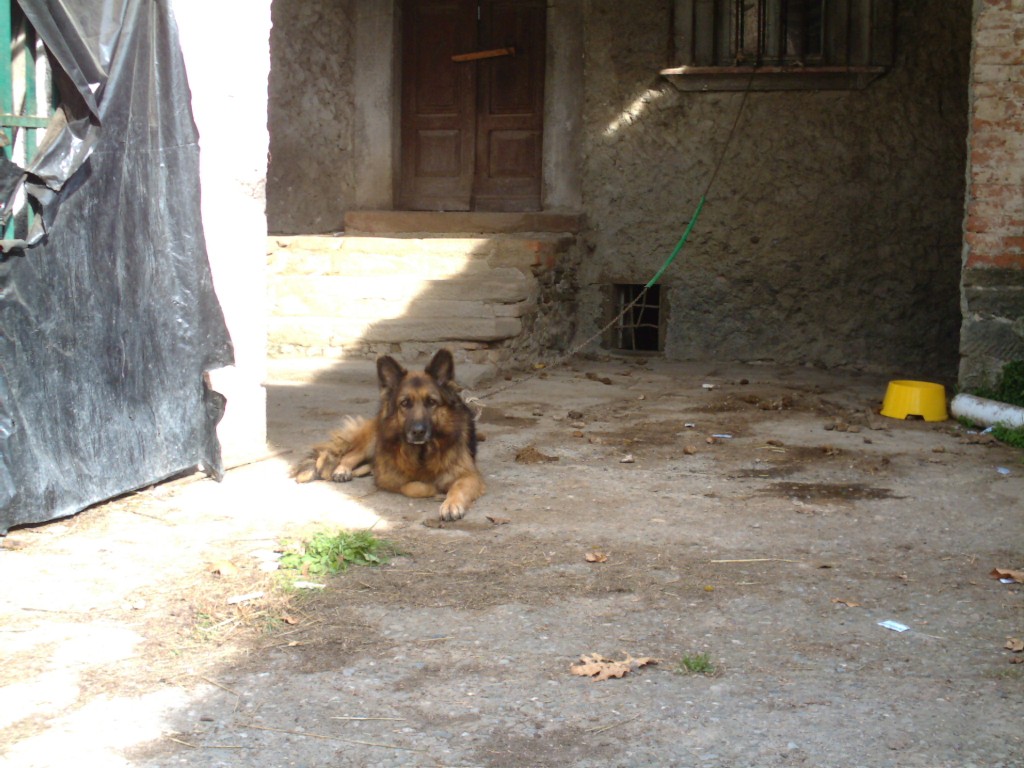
[426,349,455,387]
[377,355,406,390]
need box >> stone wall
[267,0,355,234]
[575,0,971,380]
[265,0,972,380]
[959,0,1024,389]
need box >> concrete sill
[660,65,888,92]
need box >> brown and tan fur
[292,349,484,521]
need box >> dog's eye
[399,398,413,409]
[424,396,437,408]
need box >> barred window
[663,0,894,91]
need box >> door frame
[351,0,583,214]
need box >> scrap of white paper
[226,591,264,605]
[878,620,910,633]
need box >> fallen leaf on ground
[210,560,239,578]
[1005,637,1024,653]
[571,653,659,681]
[960,433,998,445]
[515,445,559,464]
[831,597,861,608]
[585,551,608,563]
[990,567,1024,583]
[486,516,511,526]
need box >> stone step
[266,233,575,362]
[343,210,581,235]
[268,234,573,276]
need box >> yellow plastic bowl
[880,380,948,422]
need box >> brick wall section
[960,0,1024,387]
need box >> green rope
[645,194,706,289]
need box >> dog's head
[377,349,457,445]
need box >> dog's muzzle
[406,421,431,445]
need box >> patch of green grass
[991,424,1024,450]
[968,361,1024,453]
[974,360,1024,408]
[675,652,716,676]
[279,529,397,575]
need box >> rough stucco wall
[174,0,270,465]
[267,0,355,234]
[959,0,1024,389]
[577,0,970,379]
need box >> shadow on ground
[2,356,1022,767]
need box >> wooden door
[399,0,545,211]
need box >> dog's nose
[407,422,429,443]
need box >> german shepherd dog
[293,349,484,520]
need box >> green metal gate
[0,0,52,238]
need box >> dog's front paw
[439,499,465,521]
[330,464,354,483]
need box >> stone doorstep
[342,209,582,235]
[267,235,573,276]
[265,356,497,389]
[267,314,523,345]
[265,225,581,363]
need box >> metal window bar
[686,0,850,67]
[615,284,662,352]
[0,0,54,240]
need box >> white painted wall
[171,0,272,465]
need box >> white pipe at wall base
[950,393,1024,429]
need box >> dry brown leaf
[515,446,559,464]
[585,551,608,563]
[990,567,1024,583]
[831,597,861,608]
[570,653,659,681]
[1005,637,1024,653]
[486,516,511,526]
[210,560,239,578]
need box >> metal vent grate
[613,284,662,352]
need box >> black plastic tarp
[0,0,233,533]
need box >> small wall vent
[611,284,663,352]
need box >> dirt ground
[1,355,1022,768]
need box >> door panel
[474,0,545,211]
[400,0,545,211]
[400,0,477,210]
